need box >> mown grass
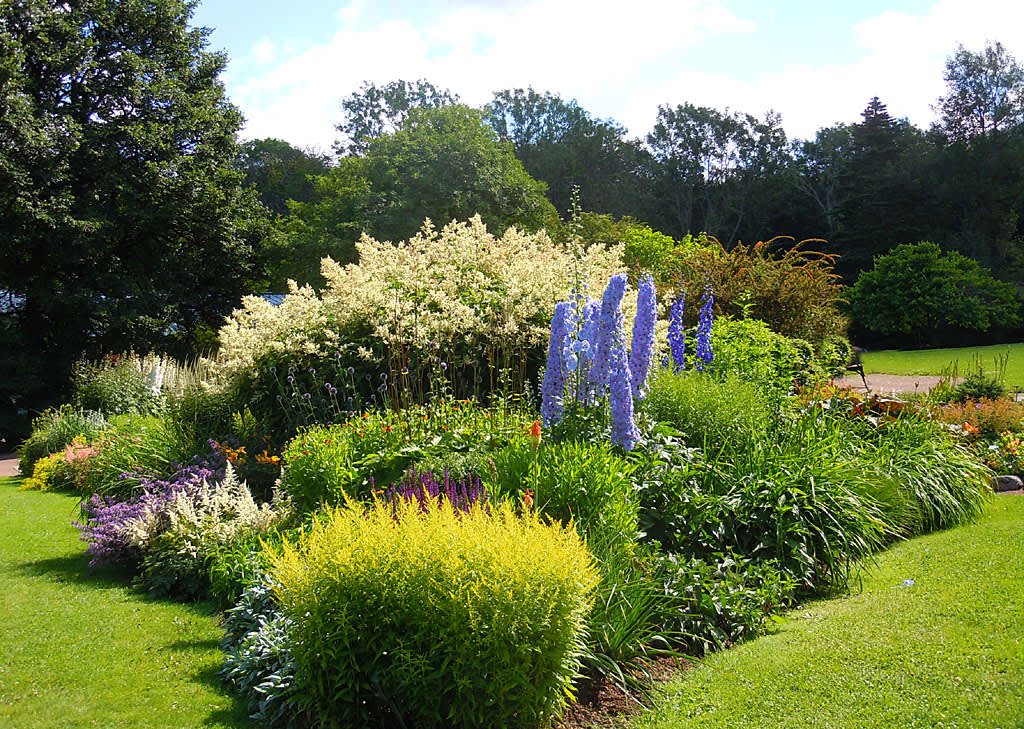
[630,494,1024,729]
[0,476,251,729]
[862,342,1024,388]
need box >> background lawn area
[0,477,252,729]
[630,494,1024,729]
[862,342,1024,388]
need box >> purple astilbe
[73,447,225,568]
[541,301,573,426]
[74,482,196,568]
[383,468,488,517]
[629,273,657,400]
[695,283,715,372]
[608,330,639,451]
[589,273,628,394]
[668,291,686,372]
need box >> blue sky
[191,0,1024,153]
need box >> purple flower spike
[575,298,602,404]
[695,283,714,372]
[668,291,686,373]
[629,273,657,400]
[589,273,628,394]
[541,301,573,427]
[608,330,639,451]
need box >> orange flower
[963,422,979,434]
[522,488,534,508]
[384,425,392,432]
[528,420,542,450]
[256,450,282,466]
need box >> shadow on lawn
[15,555,255,727]
[16,551,138,590]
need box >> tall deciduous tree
[0,0,267,436]
[336,79,458,156]
[236,138,330,217]
[484,88,655,219]
[646,103,790,244]
[359,104,559,243]
[938,41,1024,142]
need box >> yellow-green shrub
[271,500,598,729]
[20,453,63,491]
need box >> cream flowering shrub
[214,281,335,383]
[213,216,626,389]
[121,464,289,554]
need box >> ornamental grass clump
[271,500,598,729]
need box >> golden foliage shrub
[271,499,598,728]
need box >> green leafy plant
[73,353,162,416]
[641,370,770,455]
[280,400,527,513]
[17,405,107,475]
[703,317,816,391]
[485,439,639,567]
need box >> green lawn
[0,477,252,729]
[862,342,1024,388]
[631,494,1024,729]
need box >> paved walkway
[834,373,951,395]
[0,453,20,478]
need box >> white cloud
[226,0,754,149]
[251,39,276,64]
[621,0,1024,142]
[224,0,1024,150]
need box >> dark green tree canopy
[359,104,559,243]
[266,104,560,285]
[484,87,654,219]
[832,97,932,276]
[335,78,458,156]
[0,0,267,435]
[646,103,790,243]
[236,138,330,217]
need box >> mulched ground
[556,658,691,729]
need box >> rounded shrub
[707,317,814,389]
[271,500,598,729]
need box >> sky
[190,0,1024,154]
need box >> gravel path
[833,373,953,395]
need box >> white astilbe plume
[120,463,293,558]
